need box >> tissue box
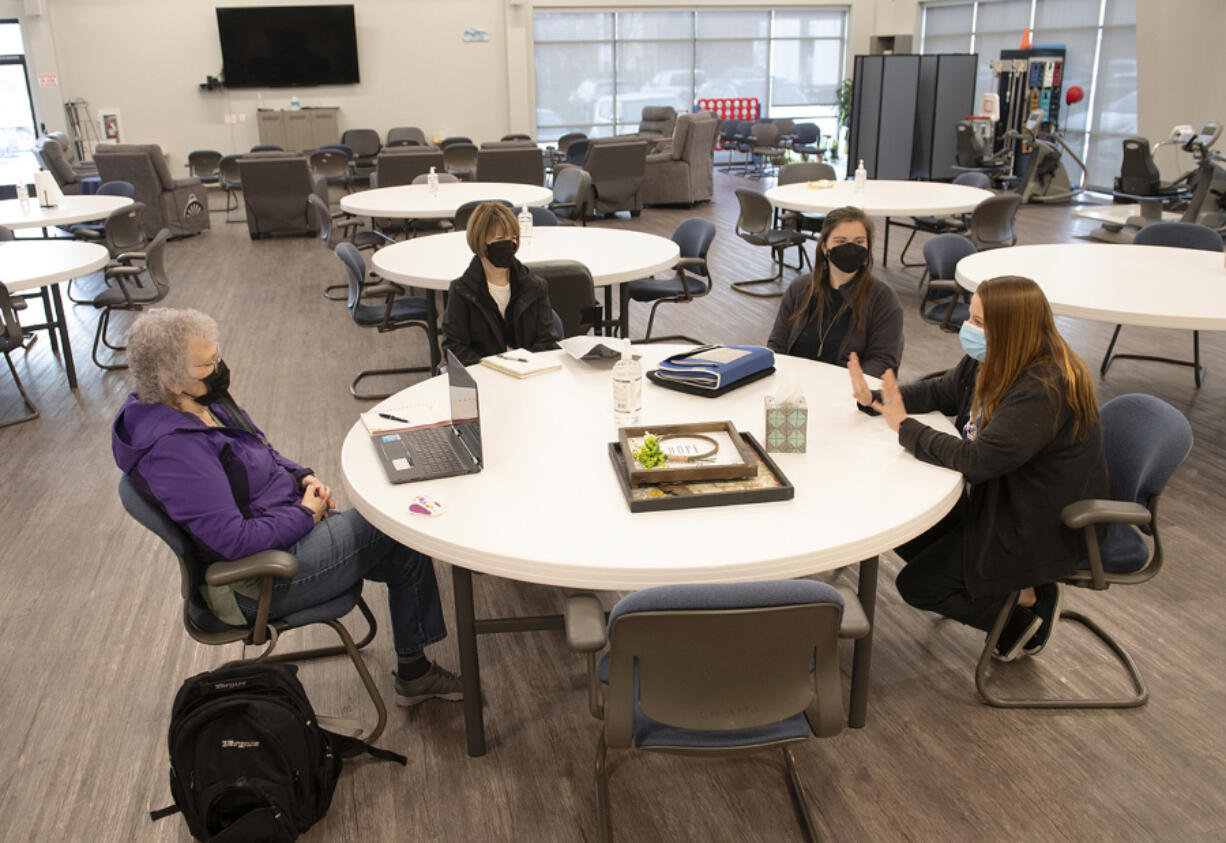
[764,395,807,453]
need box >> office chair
[117,475,387,743]
[549,167,591,225]
[89,227,171,371]
[564,580,847,842]
[0,282,38,428]
[443,142,479,181]
[531,260,601,338]
[886,171,991,267]
[334,242,433,399]
[218,154,243,222]
[976,394,1193,709]
[624,218,715,343]
[918,234,978,331]
[67,200,149,304]
[309,194,395,301]
[731,188,809,298]
[453,199,513,232]
[1100,221,1223,387]
[967,192,1023,251]
[777,161,835,238]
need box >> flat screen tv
[216,5,359,88]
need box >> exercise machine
[1012,108,1088,204]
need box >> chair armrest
[564,593,607,652]
[205,549,299,586]
[1061,499,1151,529]
[362,282,405,298]
[104,265,144,280]
[113,250,147,265]
[675,257,707,271]
[334,216,364,230]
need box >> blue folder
[652,345,775,390]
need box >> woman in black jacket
[849,275,1109,660]
[766,206,903,377]
[441,202,560,366]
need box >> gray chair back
[584,140,647,214]
[105,201,148,258]
[476,146,545,185]
[750,122,780,148]
[734,188,774,237]
[98,180,135,198]
[531,260,600,338]
[309,149,350,182]
[376,149,446,188]
[186,150,222,181]
[387,126,428,147]
[443,143,479,177]
[778,162,835,185]
[638,105,677,137]
[922,233,977,281]
[308,193,338,249]
[953,171,991,189]
[341,129,381,158]
[218,154,242,188]
[453,199,513,231]
[603,580,845,746]
[501,133,533,142]
[550,167,591,222]
[237,155,324,237]
[439,136,473,150]
[557,132,587,154]
[1132,221,1223,252]
[969,192,1023,250]
[565,138,590,166]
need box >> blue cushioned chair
[624,218,716,343]
[1101,221,1224,387]
[335,242,433,399]
[117,475,387,743]
[565,580,847,842]
[976,394,1193,709]
[919,233,978,331]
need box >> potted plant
[830,77,853,161]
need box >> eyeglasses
[191,352,222,373]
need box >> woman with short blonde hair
[443,201,559,365]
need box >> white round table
[0,194,133,230]
[765,180,994,267]
[957,243,1226,387]
[766,180,993,217]
[1073,203,1182,244]
[339,183,554,220]
[955,244,1226,330]
[373,227,681,359]
[0,240,110,389]
[341,345,963,753]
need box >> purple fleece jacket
[112,392,315,563]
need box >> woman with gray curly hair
[112,308,461,706]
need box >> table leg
[848,555,878,728]
[617,284,629,339]
[48,283,77,389]
[426,290,442,372]
[602,286,614,337]
[452,565,486,757]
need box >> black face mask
[185,359,231,407]
[485,239,518,269]
[826,243,869,274]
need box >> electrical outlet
[223,113,234,125]
[237,113,246,123]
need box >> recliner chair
[583,140,648,216]
[36,136,85,195]
[94,144,211,237]
[638,106,677,138]
[641,113,719,206]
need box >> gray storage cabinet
[256,108,340,151]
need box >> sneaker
[1022,583,1064,656]
[990,605,1042,662]
[394,663,463,706]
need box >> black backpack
[150,662,405,842]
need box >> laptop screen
[445,350,483,466]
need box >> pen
[497,353,529,363]
[379,413,409,423]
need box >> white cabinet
[255,108,340,150]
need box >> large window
[920,0,1137,188]
[533,8,848,143]
[0,20,38,187]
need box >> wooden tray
[618,420,757,484]
[608,431,795,513]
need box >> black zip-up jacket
[441,255,560,366]
[870,356,1110,598]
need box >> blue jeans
[235,508,447,656]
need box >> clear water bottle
[612,342,642,427]
[854,159,868,192]
[518,203,533,240]
[427,166,439,196]
[15,182,28,211]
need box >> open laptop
[373,349,483,484]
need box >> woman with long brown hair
[848,275,1109,660]
[767,206,903,377]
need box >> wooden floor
[2,168,1225,842]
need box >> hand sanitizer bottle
[518,203,533,240]
[612,341,642,427]
[854,159,868,192]
[427,166,439,196]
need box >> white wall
[19,0,515,168]
[1136,0,1226,176]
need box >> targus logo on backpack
[211,680,247,690]
[221,739,260,749]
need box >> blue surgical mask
[959,322,987,361]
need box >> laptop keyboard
[416,427,467,473]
